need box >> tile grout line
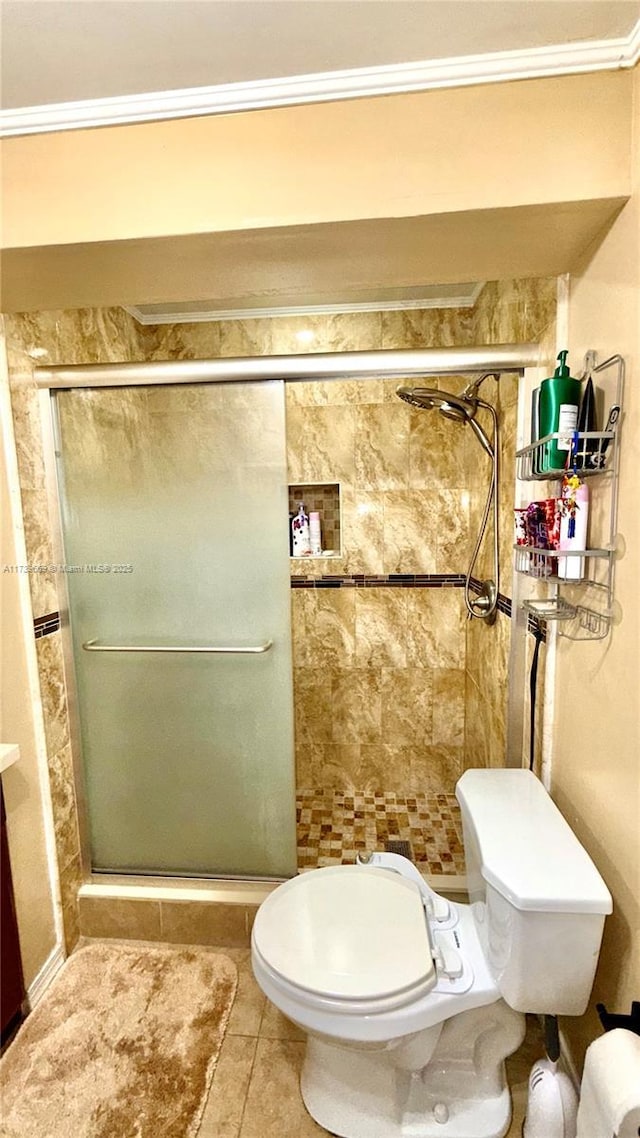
[235,1031,262,1138]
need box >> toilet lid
[253,865,435,1003]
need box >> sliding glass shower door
[54,381,297,878]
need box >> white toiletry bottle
[558,481,589,580]
[309,511,322,555]
[292,503,311,556]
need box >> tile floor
[196,943,542,1138]
[297,789,466,876]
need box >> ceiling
[1,0,639,111]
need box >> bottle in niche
[291,503,311,556]
[309,511,322,555]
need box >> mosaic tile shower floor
[296,789,466,876]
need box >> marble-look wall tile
[341,490,384,574]
[35,632,70,758]
[354,404,409,490]
[436,490,470,573]
[160,901,253,947]
[5,312,61,365]
[300,405,357,483]
[471,278,557,346]
[317,743,362,792]
[271,312,382,356]
[358,744,417,793]
[406,589,466,669]
[432,669,465,746]
[294,740,325,788]
[59,856,83,954]
[354,589,408,667]
[408,408,470,490]
[293,668,334,746]
[141,320,222,361]
[62,896,81,955]
[466,607,499,691]
[219,318,274,357]
[5,365,47,492]
[330,668,382,744]
[408,744,465,794]
[464,672,506,770]
[285,378,331,408]
[380,668,433,746]
[47,741,81,874]
[381,307,474,350]
[79,897,163,940]
[291,589,356,668]
[18,488,60,618]
[382,490,437,574]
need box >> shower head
[396,385,494,457]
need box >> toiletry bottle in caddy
[557,472,589,581]
[538,350,581,472]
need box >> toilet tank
[456,769,612,1016]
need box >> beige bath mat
[0,942,237,1138]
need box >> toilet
[252,769,612,1138]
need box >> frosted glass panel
[55,382,297,878]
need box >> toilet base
[300,1002,525,1138]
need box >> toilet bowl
[251,770,613,1138]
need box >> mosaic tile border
[32,584,544,637]
[291,573,467,589]
[33,611,60,638]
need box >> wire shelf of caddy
[515,430,615,481]
[513,545,611,581]
[520,596,611,642]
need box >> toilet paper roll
[576,1028,640,1138]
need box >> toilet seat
[252,865,437,1013]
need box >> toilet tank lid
[456,770,612,915]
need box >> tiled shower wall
[464,280,557,767]
[3,308,147,951]
[2,278,556,948]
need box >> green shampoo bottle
[538,350,581,472]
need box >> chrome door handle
[82,639,273,654]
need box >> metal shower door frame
[37,344,539,884]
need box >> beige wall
[1,73,631,251]
[0,332,59,987]
[0,72,631,312]
[552,65,640,1069]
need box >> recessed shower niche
[288,482,342,558]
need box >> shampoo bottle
[538,350,581,472]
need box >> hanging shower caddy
[513,351,624,641]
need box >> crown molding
[124,286,486,325]
[1,23,639,138]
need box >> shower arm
[460,371,501,402]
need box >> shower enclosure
[53,380,297,879]
[37,344,538,888]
